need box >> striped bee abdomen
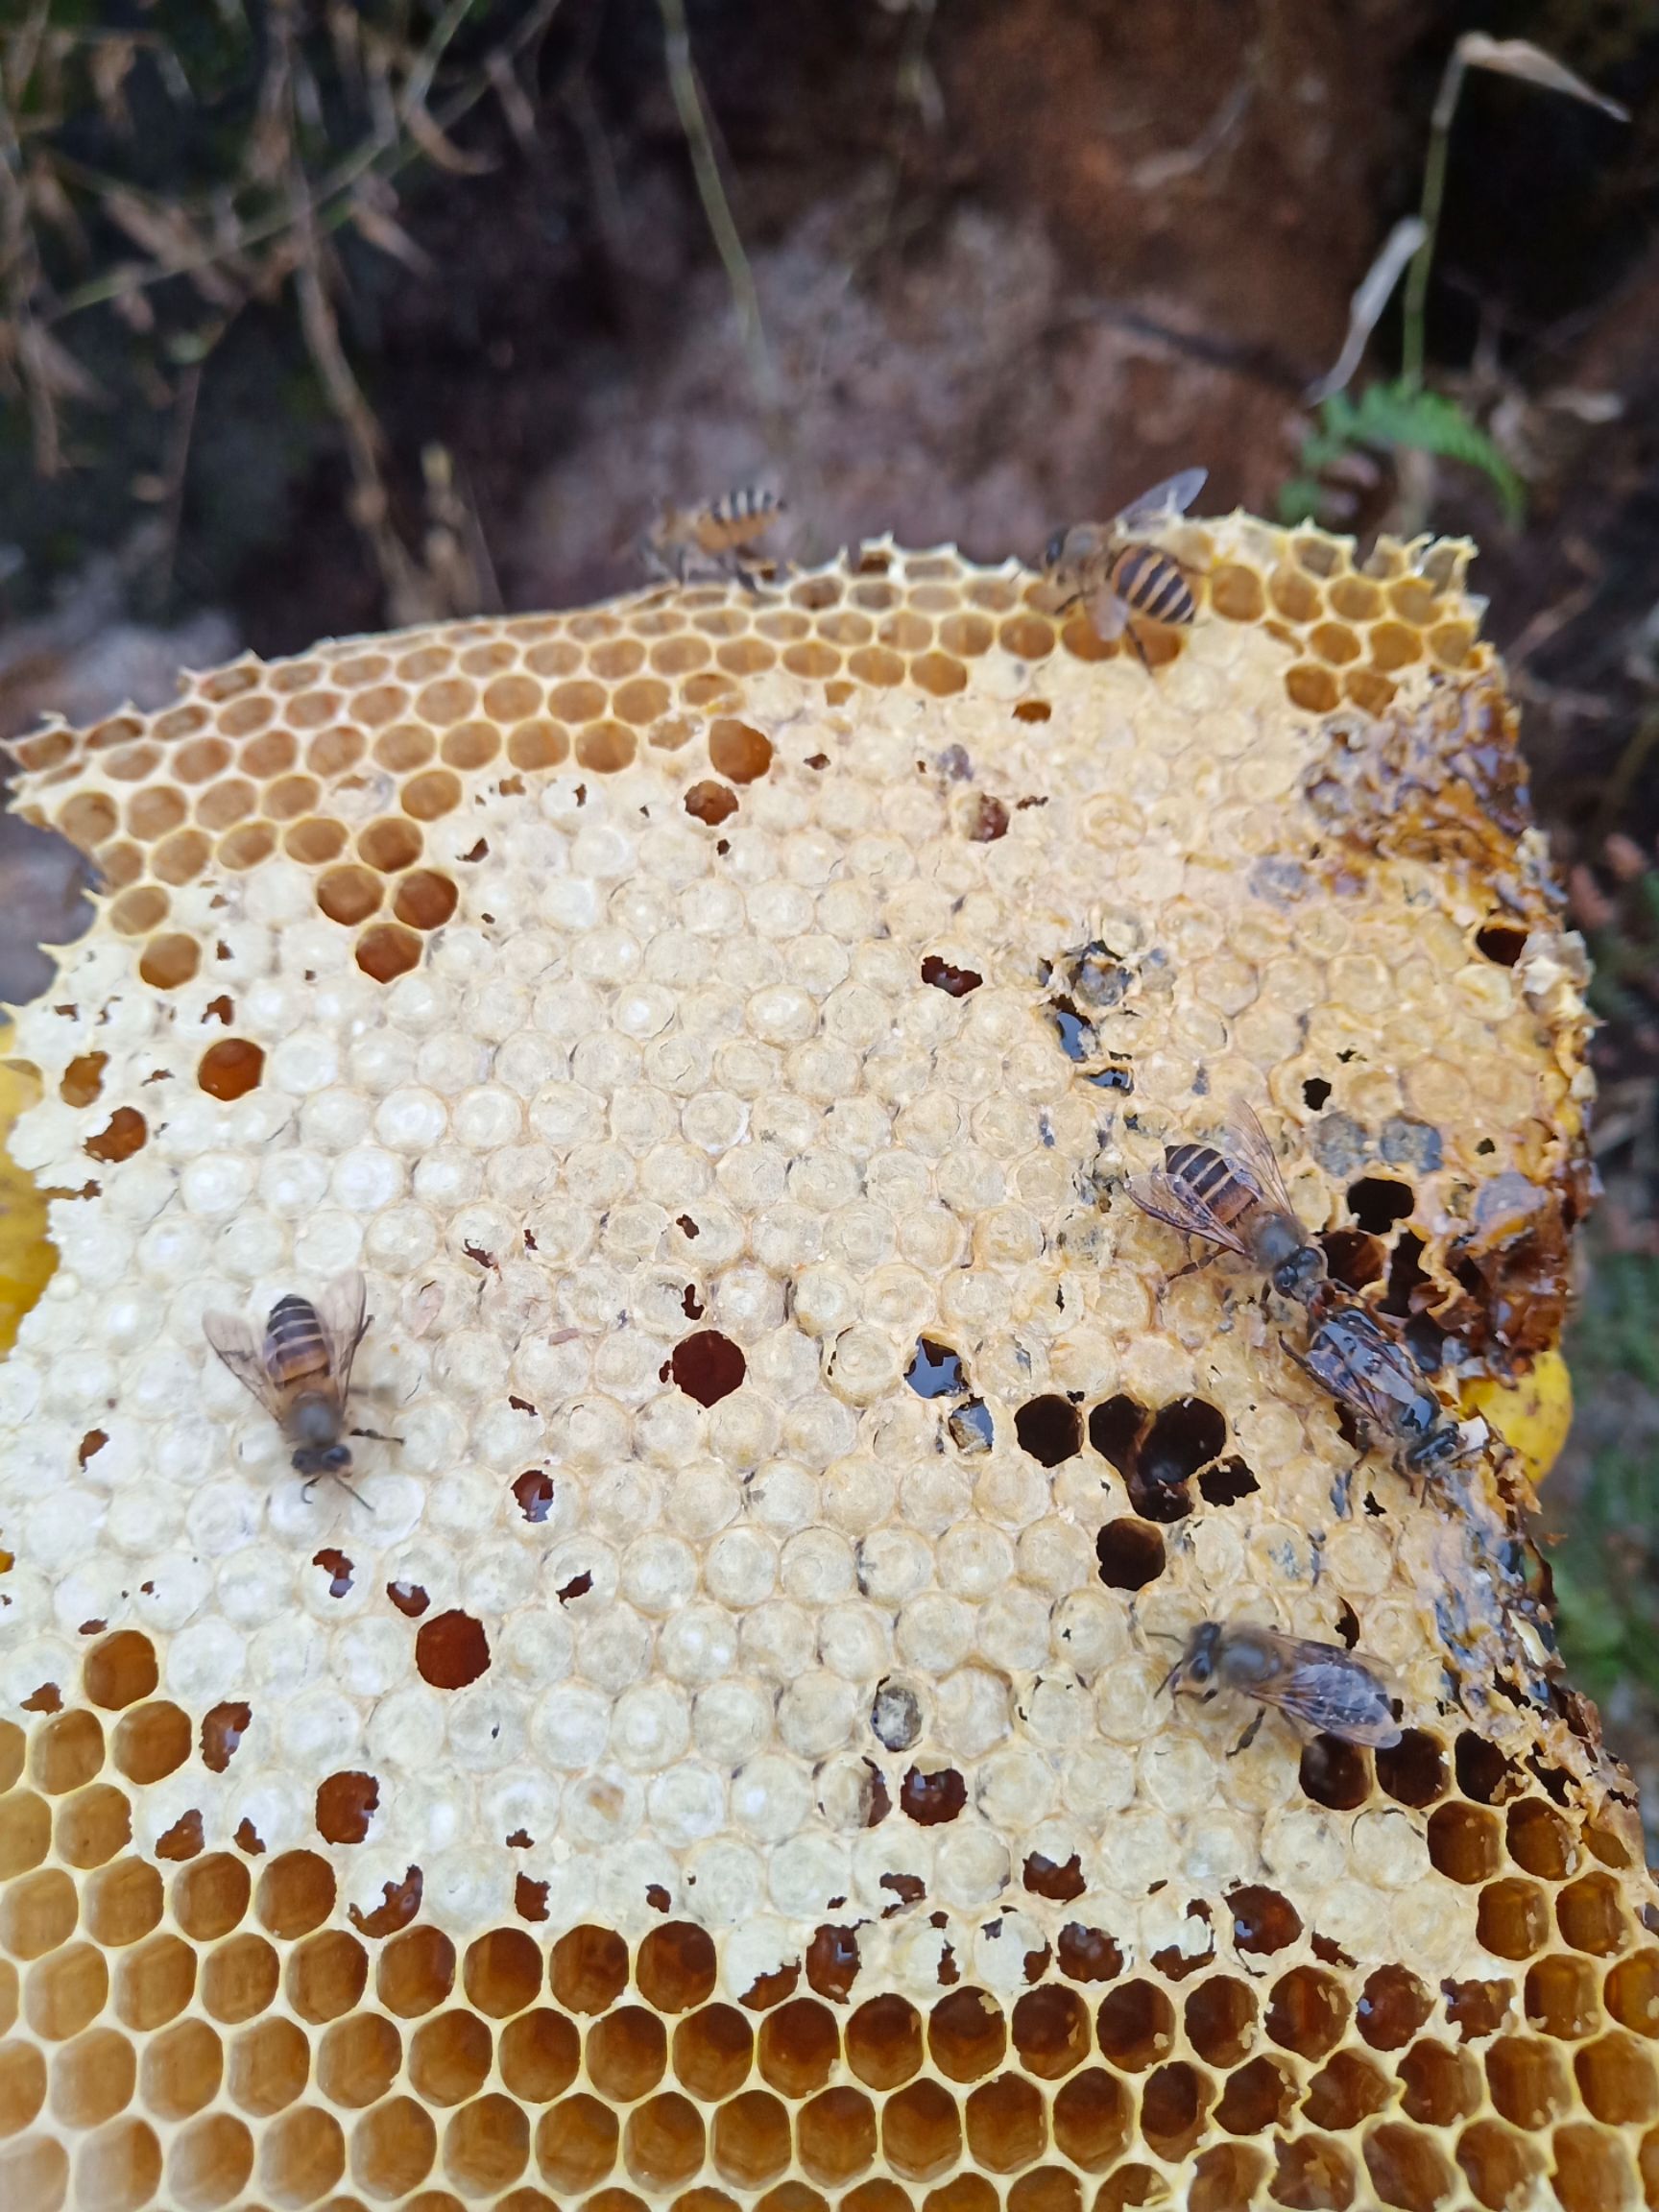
[265,1293,331,1382]
[1164,1140,1253,1225]
[1112,542,1195,625]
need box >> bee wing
[313,1270,370,1401]
[1224,1101,1301,1216]
[1130,1167,1251,1258]
[203,1310,284,1418]
[1252,1640,1402,1746]
[1115,467,1208,532]
[1082,585,1129,642]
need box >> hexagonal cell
[1264,1966,1348,2060]
[1528,1954,1602,2041]
[31,1708,105,1793]
[378,1926,457,2017]
[73,2115,162,2212]
[51,2024,137,2129]
[930,1988,1007,2082]
[1575,2029,1659,2126]
[25,1942,108,2042]
[625,2090,709,2189]
[551,1924,629,2013]
[1456,2116,1545,2212]
[1398,2036,1479,2127]
[1185,1976,1257,2068]
[1097,1980,1175,2072]
[0,2037,46,2134]
[1550,2120,1639,2212]
[847,1994,924,2090]
[1507,1798,1577,1880]
[1427,1801,1503,1884]
[113,1934,194,2032]
[349,2087,438,2194]
[256,2103,346,2205]
[1557,1873,1631,1957]
[410,2009,493,2105]
[751,1996,835,2099]
[109,1699,190,1784]
[140,2017,224,2122]
[228,2016,309,2117]
[1302,2047,1391,2131]
[587,2005,669,2103]
[1361,2122,1455,2212]
[1478,1878,1551,1961]
[443,2094,532,2197]
[1213,2053,1296,2136]
[1011,1985,1092,2080]
[173,1854,251,1943]
[881,2077,961,2182]
[534,2092,618,2192]
[499,2008,581,2104]
[1486,2034,1571,2128]
[673,2004,755,2103]
[1050,2068,1131,2174]
[0,1866,78,1960]
[315,2012,400,2110]
[288,1929,368,2024]
[463,1926,541,2017]
[254,1849,336,1940]
[200,1933,279,2025]
[167,2111,253,2211]
[0,1791,49,1880]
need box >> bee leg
[1122,619,1153,671]
[350,1427,401,1447]
[1228,1708,1266,1758]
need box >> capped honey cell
[0,517,1633,2209]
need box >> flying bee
[1042,467,1207,661]
[1131,1100,1326,1301]
[642,485,786,588]
[1160,1618,1402,1751]
[1293,1298,1467,1478]
[204,1270,397,1507]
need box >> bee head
[1272,1246,1326,1300]
[1182,1621,1222,1686]
[1042,527,1070,570]
[1407,1424,1464,1473]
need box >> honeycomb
[0,506,1647,2212]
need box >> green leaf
[1327,378,1527,523]
[1276,478,1325,525]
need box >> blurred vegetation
[1552,1253,1659,1706]
[1,0,559,619]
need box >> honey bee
[1160,1618,1402,1751]
[1131,1101,1326,1301]
[1042,467,1207,659]
[642,485,786,588]
[204,1270,397,1506]
[1293,1298,1466,1477]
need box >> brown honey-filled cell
[847,1996,926,2090]
[674,2005,756,2102]
[140,2017,223,2122]
[798,2086,879,2184]
[167,2109,254,2211]
[317,2011,401,2109]
[0,525,1648,2203]
[377,1926,456,2017]
[350,2093,438,2199]
[589,2004,669,2101]
[228,2016,310,2117]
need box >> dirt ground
[4,0,1659,1792]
